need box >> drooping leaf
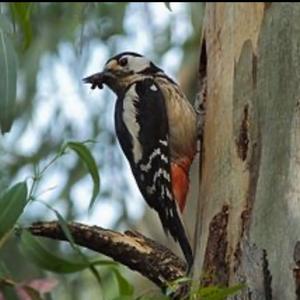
[19,230,91,274]
[10,3,34,49]
[0,277,19,300]
[54,208,103,285]
[54,209,77,249]
[0,262,11,278]
[0,16,17,134]
[20,230,112,274]
[0,182,28,245]
[112,269,134,297]
[66,141,100,211]
[164,2,172,11]
[0,286,19,300]
[0,231,13,249]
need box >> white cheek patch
[125,55,151,73]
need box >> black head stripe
[138,62,163,75]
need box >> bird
[83,52,197,270]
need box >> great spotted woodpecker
[83,52,197,270]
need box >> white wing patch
[150,84,158,91]
[123,84,142,163]
[159,139,168,146]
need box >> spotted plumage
[83,52,197,270]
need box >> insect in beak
[82,72,106,90]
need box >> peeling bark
[201,205,229,287]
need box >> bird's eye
[119,57,128,67]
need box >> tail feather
[159,199,193,271]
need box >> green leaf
[0,230,13,249]
[19,230,91,274]
[66,141,100,211]
[164,2,172,11]
[0,277,19,300]
[135,296,169,300]
[165,276,191,297]
[112,269,134,297]
[10,3,33,49]
[0,262,11,278]
[90,260,118,267]
[20,230,111,275]
[0,19,17,134]
[0,182,28,244]
[54,209,103,285]
[196,284,245,300]
[54,209,77,249]
[0,285,19,300]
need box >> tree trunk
[193,3,300,299]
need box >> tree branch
[28,221,187,291]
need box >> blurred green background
[0,3,203,299]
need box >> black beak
[82,72,106,90]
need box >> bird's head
[83,52,162,96]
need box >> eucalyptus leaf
[20,230,113,275]
[0,23,17,134]
[20,230,91,274]
[0,182,28,244]
[164,2,172,11]
[66,141,100,211]
[54,208,103,285]
[10,3,34,49]
[0,285,19,300]
[54,209,76,248]
[112,269,134,297]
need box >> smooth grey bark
[193,3,300,300]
